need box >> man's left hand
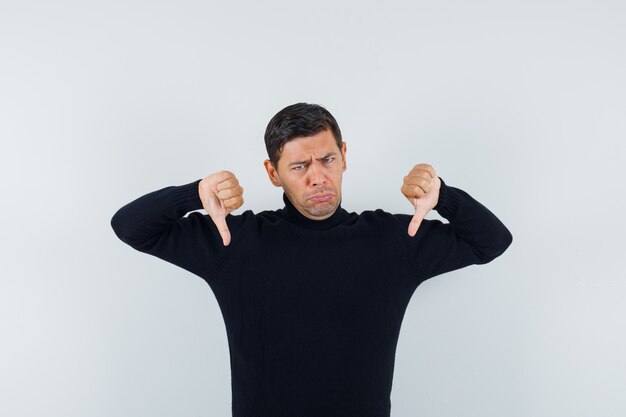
[401,163,441,236]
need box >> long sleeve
[110,179,228,280]
[394,177,513,282]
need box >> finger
[212,171,235,186]
[401,183,427,199]
[211,214,231,246]
[417,164,436,179]
[409,213,423,237]
[216,177,239,191]
[216,185,243,200]
[410,164,436,179]
[403,176,432,192]
[408,206,428,237]
[223,196,243,210]
[404,173,432,186]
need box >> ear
[264,159,282,187]
[341,141,347,172]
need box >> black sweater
[110,177,512,417]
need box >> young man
[111,102,513,417]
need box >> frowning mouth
[307,193,334,203]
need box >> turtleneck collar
[280,192,349,231]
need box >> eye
[292,164,305,171]
[323,157,335,164]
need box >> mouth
[307,193,334,203]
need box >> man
[111,102,513,417]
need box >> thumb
[211,213,231,246]
[408,205,428,237]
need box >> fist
[198,170,244,246]
[400,163,441,236]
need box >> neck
[281,193,348,230]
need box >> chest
[218,229,413,329]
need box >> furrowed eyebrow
[318,152,337,161]
[289,157,312,167]
[288,153,337,166]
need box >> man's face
[264,129,347,220]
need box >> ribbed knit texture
[111,177,513,417]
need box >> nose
[309,163,326,187]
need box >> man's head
[263,103,347,220]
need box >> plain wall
[1,0,624,416]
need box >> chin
[305,201,338,219]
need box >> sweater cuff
[433,177,461,219]
[172,179,204,212]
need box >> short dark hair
[264,102,343,166]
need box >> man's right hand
[198,171,244,246]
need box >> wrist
[433,177,447,211]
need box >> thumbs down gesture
[401,163,441,237]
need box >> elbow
[476,227,513,264]
[110,207,162,251]
[496,227,513,258]
[110,211,124,241]
[110,208,132,244]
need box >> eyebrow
[289,152,337,167]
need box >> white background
[1,1,625,416]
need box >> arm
[110,173,243,279]
[396,165,513,282]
